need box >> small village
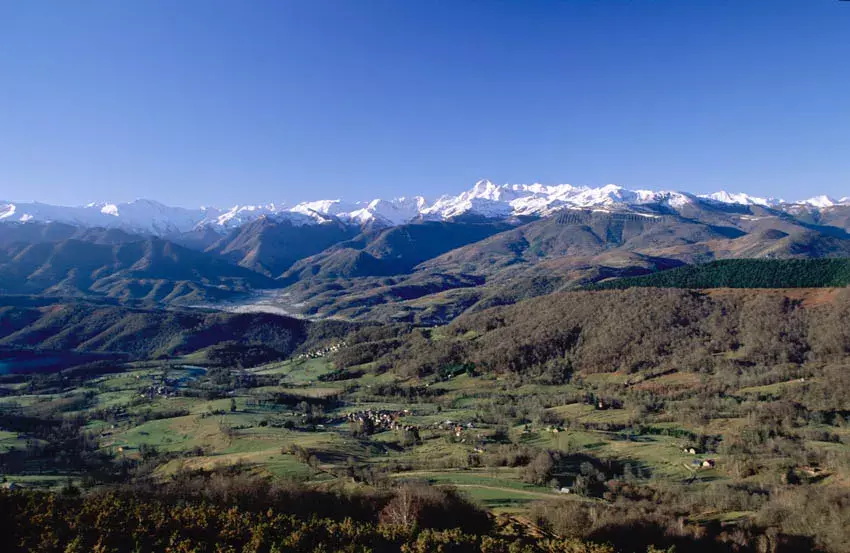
[296,343,346,361]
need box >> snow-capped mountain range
[1,180,848,235]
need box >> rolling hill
[0,238,279,304]
[0,299,350,359]
[418,210,743,276]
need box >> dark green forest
[587,258,850,290]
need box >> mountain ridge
[3,180,848,235]
[0,237,280,304]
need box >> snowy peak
[291,199,358,218]
[351,196,427,226]
[698,191,850,209]
[209,204,287,229]
[464,179,502,201]
[700,191,775,206]
[1,181,847,235]
[429,181,695,218]
[800,195,837,208]
[0,199,214,234]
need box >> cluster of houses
[296,342,346,361]
[139,382,177,400]
[342,412,487,446]
[137,374,180,400]
[433,419,479,443]
[433,420,475,438]
[433,419,475,431]
[345,409,413,433]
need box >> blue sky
[1,0,848,207]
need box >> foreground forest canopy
[0,483,619,553]
[3,286,850,552]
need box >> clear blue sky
[1,0,848,207]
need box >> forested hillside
[345,287,850,378]
[0,238,279,303]
[589,258,850,290]
[1,484,616,553]
[323,287,850,551]
[0,300,350,360]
